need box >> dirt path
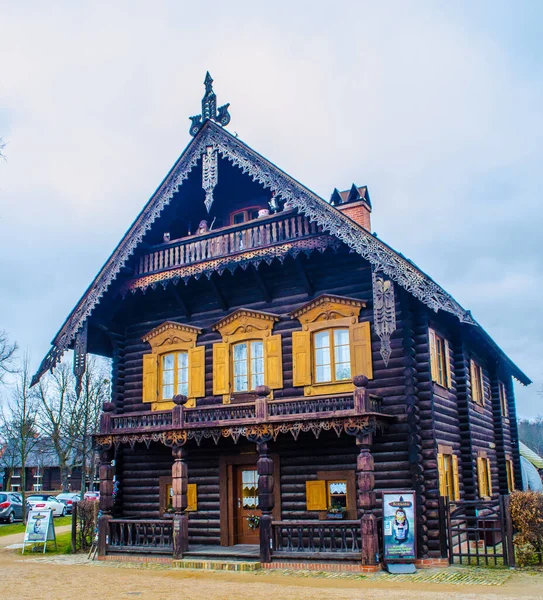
[0,549,542,600]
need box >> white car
[26,495,67,517]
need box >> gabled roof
[32,119,531,385]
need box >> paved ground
[1,535,543,600]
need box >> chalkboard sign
[382,490,417,562]
[23,509,57,554]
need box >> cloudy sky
[0,1,541,417]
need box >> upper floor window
[212,309,283,402]
[314,328,351,383]
[438,451,460,500]
[477,455,492,498]
[429,329,451,389]
[499,382,509,418]
[161,351,189,399]
[230,207,261,225]
[142,321,205,409]
[470,359,485,405]
[290,295,371,396]
[233,340,264,392]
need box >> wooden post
[172,445,189,559]
[257,441,274,564]
[502,494,515,567]
[255,385,270,420]
[97,448,114,557]
[353,375,369,414]
[71,502,78,554]
[356,432,378,565]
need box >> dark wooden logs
[172,445,188,559]
[257,441,274,563]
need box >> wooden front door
[234,466,260,544]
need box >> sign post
[22,509,57,554]
[382,490,417,573]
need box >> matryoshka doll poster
[382,491,417,561]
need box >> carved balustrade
[272,520,361,556]
[107,519,173,554]
[135,211,321,275]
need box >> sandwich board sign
[382,490,417,568]
[22,509,57,553]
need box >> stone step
[173,559,261,571]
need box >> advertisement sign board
[382,490,417,562]
[23,509,57,553]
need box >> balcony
[100,383,389,436]
[135,211,323,276]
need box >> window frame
[499,382,509,418]
[470,359,485,406]
[429,328,451,389]
[477,456,492,498]
[230,206,261,225]
[505,458,515,493]
[438,451,460,501]
[312,327,352,386]
[159,350,189,401]
[232,339,265,393]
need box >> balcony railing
[135,211,322,275]
[102,387,386,435]
[107,519,173,554]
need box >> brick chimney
[331,184,372,231]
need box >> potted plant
[327,504,346,520]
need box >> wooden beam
[209,275,228,310]
[171,286,191,318]
[252,266,272,303]
[294,255,313,296]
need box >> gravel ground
[1,540,543,600]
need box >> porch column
[257,441,274,564]
[356,432,378,566]
[97,447,114,557]
[172,445,189,559]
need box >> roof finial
[189,72,231,136]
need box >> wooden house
[33,74,530,567]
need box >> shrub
[74,500,99,551]
[510,491,543,566]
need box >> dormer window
[231,207,261,225]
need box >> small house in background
[31,75,530,568]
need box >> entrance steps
[173,559,261,571]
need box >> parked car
[55,493,80,514]
[26,495,67,517]
[0,493,24,523]
[83,491,100,501]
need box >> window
[142,322,204,409]
[438,452,460,500]
[290,295,371,396]
[505,458,515,493]
[470,360,485,406]
[212,309,283,401]
[233,340,264,392]
[477,456,492,498]
[161,351,189,399]
[159,477,197,515]
[499,382,509,418]
[314,328,351,383]
[230,207,261,225]
[305,470,356,518]
[429,329,451,389]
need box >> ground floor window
[438,452,460,501]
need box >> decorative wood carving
[371,270,396,366]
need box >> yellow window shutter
[351,321,373,379]
[142,354,158,403]
[437,453,446,497]
[429,329,438,383]
[486,459,492,496]
[470,360,477,403]
[292,331,311,387]
[213,342,229,396]
[306,480,327,511]
[444,340,452,389]
[188,346,205,399]
[479,368,485,405]
[476,457,486,497]
[509,461,515,491]
[265,334,283,390]
[452,455,460,501]
[186,483,197,512]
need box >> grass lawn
[0,515,71,537]
[19,530,73,555]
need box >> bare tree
[0,330,17,385]
[0,354,39,519]
[73,356,110,497]
[36,363,80,491]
